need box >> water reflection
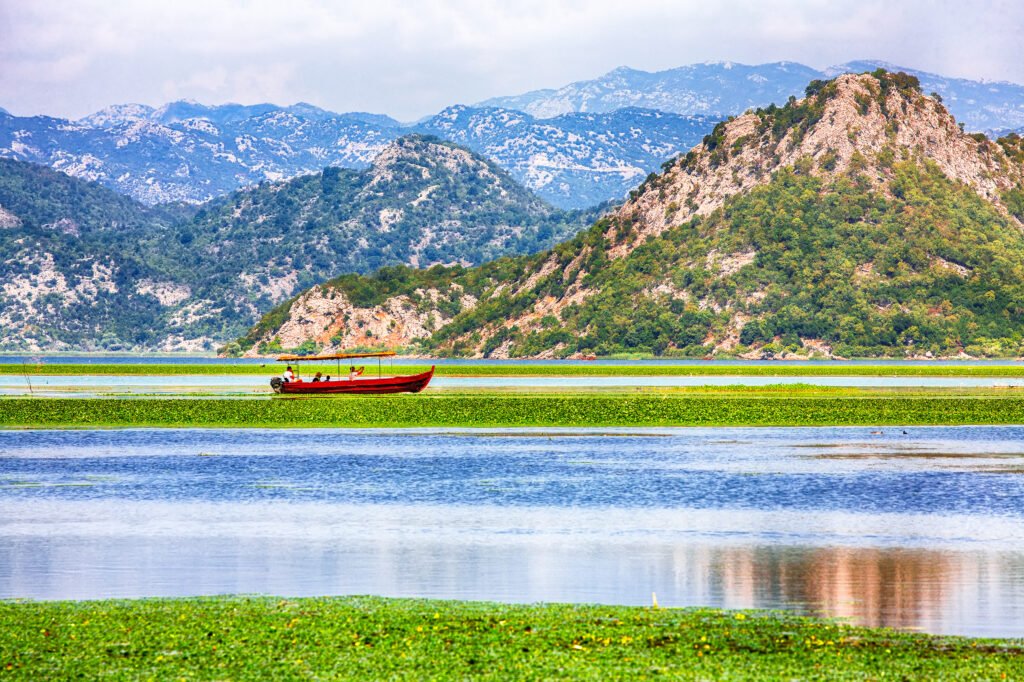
[3,527,1022,637]
[711,546,1016,634]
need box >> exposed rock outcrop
[243,285,478,357]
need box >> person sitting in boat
[282,365,295,382]
[348,365,365,381]
[324,375,331,382]
[312,371,323,383]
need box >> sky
[1,0,1022,121]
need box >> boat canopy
[276,351,396,362]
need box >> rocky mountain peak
[609,71,1024,258]
[79,103,157,128]
[367,134,511,193]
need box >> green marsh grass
[1,597,1021,680]
[2,391,1023,428]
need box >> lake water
[5,374,1024,397]
[2,426,1023,638]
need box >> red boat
[270,351,434,395]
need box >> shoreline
[7,362,1024,377]
[2,596,1020,679]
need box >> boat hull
[273,367,434,395]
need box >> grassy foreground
[6,362,1024,377]
[1,597,1021,680]
[2,392,1024,428]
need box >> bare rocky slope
[239,71,1024,359]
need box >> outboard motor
[270,377,283,393]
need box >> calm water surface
[1,426,1023,637]
[5,374,1024,396]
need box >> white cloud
[0,0,1021,120]
[160,63,299,105]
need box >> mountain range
[417,106,713,209]
[0,103,709,210]
[482,59,1024,134]
[0,107,403,206]
[0,135,596,352]
[239,71,1024,359]
[4,60,1024,212]
[480,61,823,119]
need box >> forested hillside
[0,136,597,351]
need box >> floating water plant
[0,597,1020,679]
[2,392,1023,428]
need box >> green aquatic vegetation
[2,392,1024,428]
[0,596,1021,680]
[7,362,1024,377]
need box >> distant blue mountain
[0,103,713,209]
[4,59,1023,209]
[0,107,403,204]
[419,105,713,208]
[481,61,822,119]
[481,59,1024,133]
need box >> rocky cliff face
[243,71,1024,359]
[240,285,475,357]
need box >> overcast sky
[1,0,1022,121]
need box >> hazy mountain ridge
[240,71,1024,359]
[480,60,1024,133]
[9,59,1024,212]
[0,136,596,351]
[481,62,822,118]
[0,102,712,209]
[0,108,402,205]
[418,105,714,208]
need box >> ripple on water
[1,426,1023,637]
